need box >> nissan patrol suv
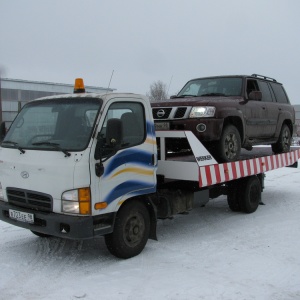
[151,74,295,162]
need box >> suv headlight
[62,187,91,215]
[190,106,215,118]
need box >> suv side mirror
[248,91,262,101]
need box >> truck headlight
[62,187,91,215]
[190,106,215,118]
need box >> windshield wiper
[1,140,26,154]
[32,142,71,157]
[200,93,226,97]
[173,94,198,98]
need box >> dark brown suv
[151,74,295,162]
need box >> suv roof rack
[251,74,277,82]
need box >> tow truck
[0,79,299,258]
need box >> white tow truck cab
[0,79,299,258]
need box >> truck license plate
[9,209,34,224]
[155,122,170,130]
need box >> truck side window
[99,101,145,149]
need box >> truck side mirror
[106,118,123,148]
[248,91,262,101]
[0,122,6,142]
[94,118,123,161]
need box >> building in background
[0,78,115,128]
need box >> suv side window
[246,79,259,98]
[269,83,289,104]
[257,81,273,102]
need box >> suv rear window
[270,83,289,103]
[257,81,273,102]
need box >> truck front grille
[6,188,53,212]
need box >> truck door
[90,99,156,214]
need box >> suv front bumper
[169,118,224,141]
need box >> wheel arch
[283,119,293,136]
[117,195,157,240]
[276,113,294,137]
[223,116,245,142]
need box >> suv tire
[216,124,241,162]
[271,124,291,154]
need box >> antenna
[107,70,114,91]
[167,75,173,96]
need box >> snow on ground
[0,167,300,300]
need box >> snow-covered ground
[0,167,300,300]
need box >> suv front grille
[7,188,53,212]
[152,108,172,119]
[152,106,191,120]
[174,107,187,118]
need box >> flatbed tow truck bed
[156,131,300,188]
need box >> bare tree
[147,80,168,101]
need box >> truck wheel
[217,125,241,162]
[239,176,261,213]
[30,230,51,238]
[272,124,291,154]
[105,201,150,259]
[227,182,241,212]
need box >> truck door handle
[151,154,155,166]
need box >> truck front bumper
[0,200,115,239]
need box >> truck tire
[217,125,241,162]
[272,124,291,154]
[105,201,150,259]
[30,230,51,238]
[227,182,241,212]
[238,176,261,213]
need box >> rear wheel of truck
[227,181,241,212]
[105,201,150,259]
[238,176,261,213]
[30,230,51,238]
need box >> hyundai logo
[21,171,29,179]
[157,109,166,118]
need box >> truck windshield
[1,97,102,152]
[177,77,243,97]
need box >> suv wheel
[216,125,241,162]
[272,124,291,154]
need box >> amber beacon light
[74,78,85,93]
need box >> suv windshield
[177,77,243,97]
[2,97,102,152]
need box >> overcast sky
[1,0,300,103]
